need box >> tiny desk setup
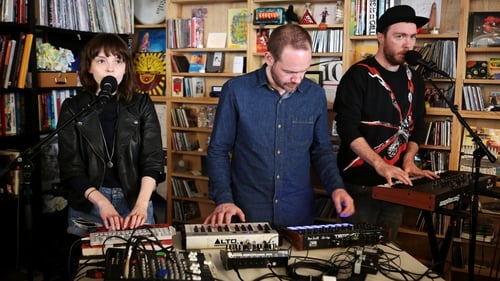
[75,222,444,281]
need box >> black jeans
[341,183,404,242]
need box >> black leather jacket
[57,90,165,213]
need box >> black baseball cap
[377,5,429,33]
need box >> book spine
[16,33,32,88]
[10,32,25,88]
[366,0,378,35]
[2,40,16,88]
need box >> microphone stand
[0,93,111,281]
[426,73,497,281]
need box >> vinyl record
[134,0,166,25]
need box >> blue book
[188,52,207,73]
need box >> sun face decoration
[134,52,167,96]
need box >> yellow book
[227,8,248,49]
[17,33,33,89]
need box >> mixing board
[104,248,215,281]
[90,224,176,246]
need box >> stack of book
[460,219,495,243]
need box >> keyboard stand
[423,203,468,275]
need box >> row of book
[171,104,217,129]
[415,211,448,235]
[255,27,343,54]
[171,76,206,98]
[350,0,391,36]
[166,17,204,49]
[171,177,203,198]
[171,52,227,74]
[38,89,77,131]
[426,150,449,172]
[0,33,33,89]
[462,85,487,111]
[172,131,200,152]
[35,0,133,34]
[311,29,344,53]
[424,119,452,147]
[0,0,28,23]
[416,40,457,79]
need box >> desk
[76,237,444,281]
[201,244,443,281]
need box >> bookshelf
[342,1,500,280]
[162,1,349,225]
[150,0,500,278]
[0,0,137,275]
[164,0,249,225]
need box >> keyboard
[182,222,280,249]
[89,224,176,246]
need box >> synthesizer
[104,247,215,281]
[182,222,280,249]
[89,224,176,246]
[281,223,387,251]
[372,171,497,211]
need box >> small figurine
[285,5,299,23]
[319,7,329,30]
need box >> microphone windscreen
[100,76,118,92]
[404,50,421,66]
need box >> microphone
[99,76,118,99]
[404,50,450,78]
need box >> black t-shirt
[334,57,426,186]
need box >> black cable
[286,259,338,281]
[378,249,443,281]
[252,272,293,281]
[266,263,284,281]
[234,267,245,281]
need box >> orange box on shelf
[37,72,79,88]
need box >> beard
[385,49,406,66]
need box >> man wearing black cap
[334,5,439,241]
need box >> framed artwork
[305,71,323,86]
[467,12,500,47]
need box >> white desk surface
[202,243,444,281]
[77,236,444,281]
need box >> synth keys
[183,222,280,250]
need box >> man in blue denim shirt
[203,24,355,228]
